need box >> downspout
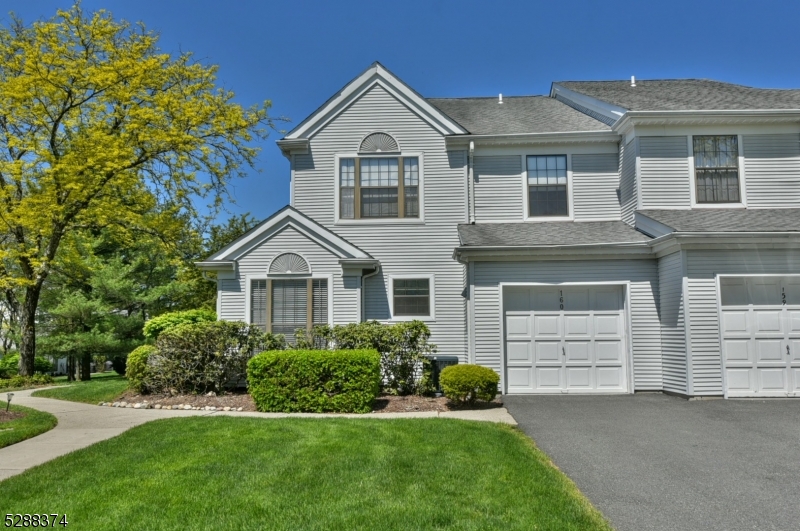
[468,141,475,224]
[360,264,381,322]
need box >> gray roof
[457,221,651,247]
[427,96,612,135]
[558,79,800,112]
[637,209,800,233]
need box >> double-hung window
[392,277,431,318]
[527,155,568,217]
[250,278,328,343]
[693,135,741,203]
[339,156,420,219]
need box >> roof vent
[631,76,636,87]
[498,93,503,104]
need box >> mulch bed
[0,410,25,423]
[114,390,504,413]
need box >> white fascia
[282,63,467,142]
[614,110,800,137]
[445,131,619,149]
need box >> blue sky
[8,0,800,223]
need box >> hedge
[440,364,499,405]
[143,309,217,340]
[247,349,380,413]
[126,345,156,393]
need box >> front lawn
[0,402,58,449]
[0,417,611,530]
[31,372,128,404]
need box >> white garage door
[720,276,800,397]
[504,285,629,394]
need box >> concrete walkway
[1,388,515,482]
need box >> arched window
[359,132,399,153]
[268,253,310,275]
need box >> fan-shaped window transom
[268,253,310,275]
[359,132,399,153]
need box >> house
[197,63,800,399]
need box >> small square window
[393,278,430,317]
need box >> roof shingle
[637,209,800,233]
[427,96,611,135]
[557,79,800,112]
[457,221,651,247]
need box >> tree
[0,4,280,375]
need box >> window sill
[388,316,435,322]
[335,218,425,226]
[691,203,746,209]
[524,216,574,223]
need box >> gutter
[360,263,381,322]
[445,130,619,149]
[453,240,653,263]
[468,141,475,224]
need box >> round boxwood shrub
[111,354,127,376]
[126,345,156,393]
[143,309,217,340]
[440,364,499,406]
[34,356,53,374]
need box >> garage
[720,276,800,397]
[503,284,629,394]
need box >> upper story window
[527,155,568,217]
[693,136,740,203]
[339,156,420,219]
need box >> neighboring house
[198,63,800,399]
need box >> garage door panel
[726,369,753,393]
[788,311,800,334]
[507,367,533,391]
[564,341,590,363]
[506,341,531,364]
[791,369,800,394]
[505,288,531,311]
[790,339,800,365]
[755,311,783,333]
[748,278,781,306]
[534,315,560,337]
[759,369,787,392]
[595,315,622,337]
[595,341,623,363]
[756,340,784,363]
[723,340,751,364]
[596,367,624,388]
[535,342,561,363]
[564,315,590,336]
[536,367,562,389]
[566,367,592,389]
[785,279,800,306]
[721,311,748,334]
[594,288,621,311]
[506,314,531,338]
[565,289,590,311]
[533,290,561,311]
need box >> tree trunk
[67,356,75,382]
[79,354,91,381]
[18,285,41,376]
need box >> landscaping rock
[133,403,142,409]
[154,404,161,409]
[237,407,243,411]
[120,401,128,407]
[223,406,231,411]
[183,405,192,410]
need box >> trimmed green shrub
[0,374,54,390]
[248,349,380,413]
[0,354,52,377]
[143,309,217,340]
[297,320,436,395]
[126,345,156,393]
[111,354,127,375]
[440,364,499,406]
[147,321,284,394]
[34,357,53,374]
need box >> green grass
[0,418,611,530]
[32,372,128,404]
[0,402,58,449]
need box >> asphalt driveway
[504,393,800,531]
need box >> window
[339,156,420,220]
[250,278,328,343]
[393,278,430,317]
[693,136,740,203]
[527,155,568,217]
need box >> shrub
[126,345,156,393]
[0,374,54,390]
[143,309,217,340]
[146,321,284,395]
[0,353,19,378]
[111,354,127,375]
[248,349,380,413]
[34,357,53,374]
[440,364,499,406]
[297,320,436,395]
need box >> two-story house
[198,63,800,399]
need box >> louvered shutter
[250,279,267,331]
[312,279,328,325]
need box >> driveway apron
[504,393,800,531]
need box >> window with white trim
[393,278,430,317]
[250,278,328,343]
[527,155,568,217]
[339,156,420,219]
[693,135,740,203]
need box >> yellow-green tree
[0,5,278,375]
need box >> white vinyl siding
[685,249,800,395]
[218,279,245,321]
[294,84,467,358]
[639,136,692,209]
[572,153,621,221]
[472,259,662,391]
[743,133,800,207]
[473,155,523,221]
[619,138,638,224]
[658,251,687,394]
